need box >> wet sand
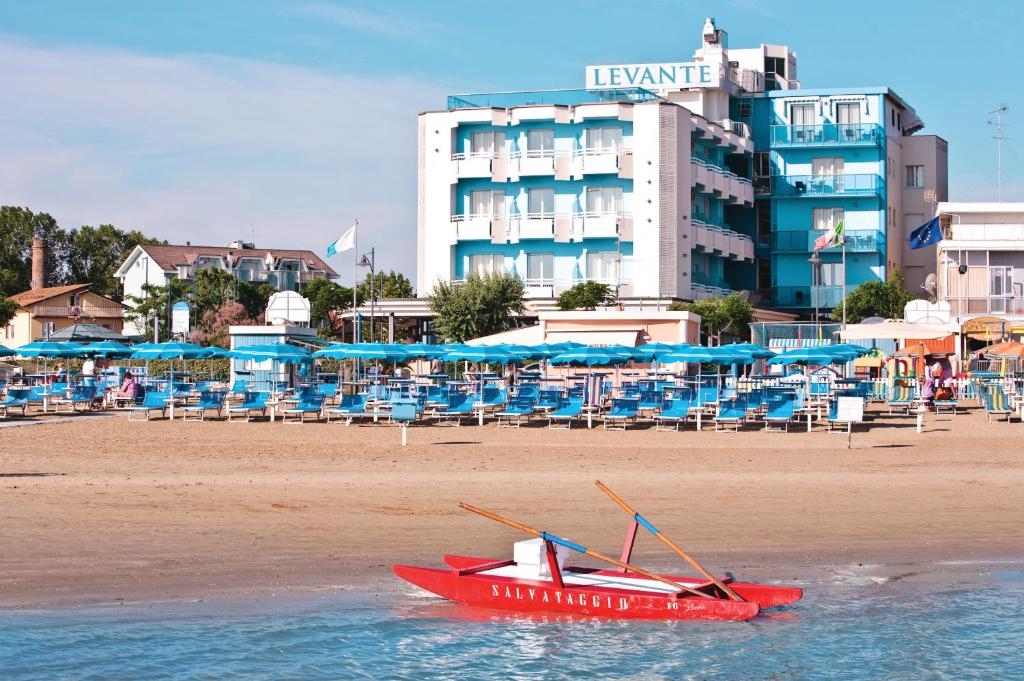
[1,404,1021,608]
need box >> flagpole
[352,219,359,344]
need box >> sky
[1,0,1022,285]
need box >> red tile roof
[139,244,337,277]
[9,284,91,307]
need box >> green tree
[0,206,71,295]
[237,282,276,320]
[428,272,525,342]
[0,297,17,329]
[556,281,616,311]
[301,278,354,337]
[356,270,414,303]
[835,270,916,324]
[124,279,193,341]
[670,293,754,345]
[65,224,162,300]
[192,267,238,319]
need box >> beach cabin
[228,324,318,391]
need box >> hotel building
[416,18,947,318]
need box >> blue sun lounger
[763,392,797,432]
[227,391,270,421]
[281,395,326,423]
[181,390,228,421]
[434,392,474,426]
[0,387,31,417]
[495,394,536,428]
[54,385,97,413]
[127,391,169,421]
[714,397,747,432]
[604,397,640,430]
[326,393,371,425]
[653,396,692,431]
[547,397,584,430]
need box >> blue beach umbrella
[230,344,310,364]
[312,342,409,362]
[200,346,232,359]
[80,341,134,359]
[548,346,631,367]
[130,342,209,360]
[0,343,15,357]
[17,341,85,358]
[400,344,448,360]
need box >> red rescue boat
[393,483,803,622]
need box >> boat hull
[393,564,761,621]
[442,555,802,607]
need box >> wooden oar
[594,480,744,602]
[458,502,714,599]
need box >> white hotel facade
[415,18,947,316]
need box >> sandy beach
[1,404,1022,608]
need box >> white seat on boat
[512,538,569,579]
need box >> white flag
[326,224,357,257]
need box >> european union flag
[908,216,942,250]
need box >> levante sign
[586,62,720,91]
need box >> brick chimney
[31,237,46,289]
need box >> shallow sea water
[1,568,1021,680]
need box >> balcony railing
[771,285,844,309]
[947,223,1024,241]
[770,229,885,253]
[447,87,660,110]
[771,174,883,198]
[771,123,883,147]
[945,297,1024,316]
[31,305,124,318]
[454,277,632,298]
[691,283,735,300]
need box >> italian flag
[813,219,845,251]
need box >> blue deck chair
[169,382,193,399]
[887,383,914,415]
[547,396,584,430]
[515,383,540,400]
[229,379,250,398]
[181,390,228,421]
[0,387,31,417]
[434,392,474,426]
[604,397,640,430]
[55,385,97,413]
[637,390,662,413]
[326,393,371,424]
[982,385,1012,423]
[127,391,169,421]
[763,392,797,432]
[534,388,563,413]
[496,394,536,428]
[281,395,325,424]
[315,382,341,405]
[714,397,747,432]
[227,391,270,421]
[653,396,691,431]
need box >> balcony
[691,159,753,205]
[771,285,844,309]
[451,214,496,241]
[771,174,883,198]
[691,220,754,261]
[447,87,660,110]
[31,305,123,319]
[771,229,886,253]
[517,214,556,239]
[947,223,1024,241]
[771,123,883,147]
[574,148,632,177]
[690,283,734,300]
[572,212,632,240]
[946,297,1024,316]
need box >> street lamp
[357,248,376,342]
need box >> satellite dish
[264,291,311,325]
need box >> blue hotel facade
[416,18,947,317]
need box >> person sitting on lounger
[117,371,138,400]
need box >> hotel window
[753,151,770,178]
[68,293,81,308]
[584,127,622,153]
[693,195,710,219]
[526,129,554,157]
[905,213,924,238]
[811,157,843,177]
[789,103,815,126]
[765,57,785,78]
[471,190,505,217]
[905,165,924,188]
[527,188,554,217]
[526,253,554,283]
[820,262,844,287]
[812,208,844,231]
[470,131,504,158]
[585,186,623,214]
[467,254,504,278]
[586,251,618,282]
[836,102,861,125]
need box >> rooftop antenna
[988,105,1008,201]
